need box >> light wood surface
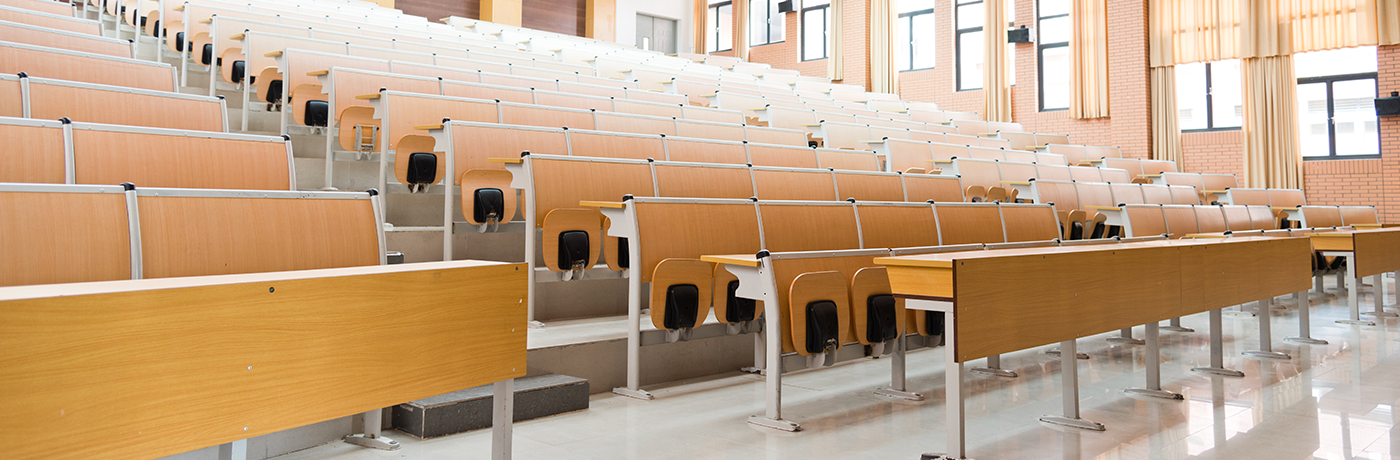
[929,142,966,162]
[28,82,223,131]
[779,267,852,355]
[1268,189,1306,208]
[885,140,933,173]
[1340,207,1379,226]
[334,72,440,122]
[388,95,499,150]
[1161,205,1201,238]
[1194,206,1228,233]
[531,92,600,111]
[1001,206,1060,242]
[1102,158,1144,176]
[594,112,676,136]
[1168,186,1201,205]
[934,205,1005,244]
[461,170,518,225]
[1068,165,1103,182]
[0,122,65,184]
[567,132,664,161]
[1226,188,1271,206]
[654,164,753,199]
[0,0,78,18]
[996,162,1038,183]
[450,124,568,173]
[759,204,861,252]
[1202,174,1237,191]
[1036,181,1080,212]
[0,22,130,57]
[615,99,684,119]
[1099,168,1133,183]
[1353,228,1400,278]
[280,51,388,106]
[665,139,748,164]
[1141,184,1173,204]
[1109,183,1145,205]
[902,175,963,202]
[1302,206,1344,228]
[530,158,653,224]
[1124,206,1168,237]
[0,260,526,460]
[636,201,761,283]
[850,267,903,345]
[676,120,746,142]
[443,81,534,104]
[0,190,131,286]
[500,104,595,129]
[747,144,820,169]
[541,208,602,271]
[857,204,940,248]
[751,169,836,201]
[1220,205,1253,231]
[953,159,1000,191]
[0,77,19,117]
[648,258,713,330]
[1163,172,1205,190]
[0,45,171,91]
[819,150,881,171]
[73,130,289,190]
[833,172,904,201]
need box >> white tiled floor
[280,281,1400,460]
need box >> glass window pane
[805,0,829,6]
[911,12,936,69]
[769,0,784,42]
[896,15,911,70]
[1295,47,1378,79]
[1210,59,1242,128]
[1333,79,1379,156]
[1176,62,1207,130]
[900,0,935,13]
[1042,46,1069,110]
[707,7,718,52]
[1297,82,1329,157]
[750,0,767,45]
[957,3,983,29]
[717,5,732,51]
[1005,0,1015,22]
[1040,0,1069,17]
[1039,16,1069,44]
[959,30,984,90]
[803,8,826,60]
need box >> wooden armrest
[264,51,283,57]
[700,254,761,267]
[999,181,1032,186]
[1139,174,1161,179]
[579,200,623,208]
[978,132,997,137]
[229,33,245,40]
[925,160,953,165]
[1352,223,1383,229]
[800,123,822,127]
[307,70,329,76]
[872,257,953,269]
[1087,159,1103,164]
[355,94,380,100]
[582,58,596,62]
[1086,206,1122,211]
[1306,233,1353,238]
[173,5,184,11]
[1271,206,1299,211]
[198,18,211,24]
[488,158,523,164]
[415,124,445,130]
[1204,190,1228,195]
[1183,233,1230,239]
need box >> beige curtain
[1150,0,1400,67]
[869,0,897,93]
[1147,0,1241,66]
[1070,0,1109,118]
[734,0,749,60]
[1383,0,1400,45]
[1241,55,1302,188]
[982,0,1010,121]
[828,0,843,80]
[1150,66,1183,169]
[694,0,707,54]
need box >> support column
[1243,300,1291,360]
[971,354,1018,378]
[923,309,967,460]
[1124,322,1183,400]
[492,379,514,460]
[1364,274,1397,317]
[1191,309,1245,377]
[1286,290,1328,345]
[877,327,924,400]
[1337,255,1376,326]
[1038,339,1105,431]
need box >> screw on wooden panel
[269,287,275,293]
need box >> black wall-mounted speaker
[1008,26,1033,43]
[778,0,794,13]
[1378,91,1400,117]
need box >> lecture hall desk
[1303,226,1400,326]
[876,237,1311,460]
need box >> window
[707,0,733,53]
[956,0,1015,90]
[749,0,785,46]
[802,0,830,61]
[1037,0,1069,110]
[896,0,935,71]
[1175,60,1242,131]
[1295,47,1380,159]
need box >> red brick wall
[746,0,869,87]
[1180,131,1243,178]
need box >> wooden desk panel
[0,261,527,460]
[1352,228,1400,278]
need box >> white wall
[615,0,695,54]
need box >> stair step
[392,374,589,439]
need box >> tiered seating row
[0,74,226,132]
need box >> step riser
[393,375,589,439]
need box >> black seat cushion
[866,294,898,343]
[557,230,590,270]
[265,79,284,104]
[726,280,756,322]
[304,100,329,127]
[405,152,438,186]
[662,284,700,330]
[472,188,504,222]
[201,44,214,66]
[1089,221,1106,239]
[230,60,246,84]
[175,32,186,52]
[925,311,945,336]
[615,237,629,269]
[805,300,840,354]
[1069,221,1084,240]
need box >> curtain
[1383,0,1400,45]
[828,0,843,80]
[1147,0,1241,66]
[694,0,707,54]
[869,0,897,93]
[1241,55,1302,188]
[1150,0,1400,67]
[1150,66,1183,169]
[982,0,1010,121]
[1070,0,1109,118]
[734,0,749,60]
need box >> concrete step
[392,374,588,439]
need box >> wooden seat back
[675,119,746,141]
[833,171,904,201]
[1162,172,1207,190]
[1194,205,1229,233]
[856,202,940,249]
[1339,206,1379,226]
[997,161,1039,183]
[933,203,1006,244]
[0,42,173,92]
[0,18,130,57]
[1141,184,1173,204]
[653,162,754,199]
[1000,204,1061,242]
[0,184,133,286]
[1268,189,1307,207]
[750,167,838,201]
[0,5,94,35]
[1034,180,1080,214]
[1075,182,1115,210]
[1109,183,1145,205]
[818,148,882,171]
[1035,164,1073,181]
[1300,206,1344,228]
[1068,165,1103,182]
[883,139,934,172]
[1221,205,1254,231]
[270,48,388,110]
[0,117,64,183]
[664,137,750,164]
[747,143,821,169]
[1202,173,1238,191]
[1168,185,1201,204]
[820,122,873,150]
[1098,168,1132,183]
[902,174,965,202]
[1223,188,1271,205]
[1102,158,1144,177]
[21,76,225,131]
[1247,205,1277,229]
[1140,159,1177,175]
[1123,205,1168,237]
[759,201,863,253]
[69,122,292,190]
[0,0,75,18]
[1160,205,1201,238]
[952,159,1002,194]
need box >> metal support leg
[1125,322,1183,400]
[1161,317,1194,332]
[344,408,399,450]
[228,439,248,460]
[923,310,968,460]
[741,331,765,374]
[1244,300,1291,360]
[491,379,514,460]
[1338,257,1376,326]
[612,259,652,400]
[1364,274,1397,318]
[1222,303,1256,318]
[1191,309,1245,377]
[971,353,1018,378]
[1315,275,1325,295]
[877,328,924,400]
[1045,344,1090,360]
[1107,327,1145,345]
[1286,290,1328,345]
[1039,339,1105,431]
[749,290,800,431]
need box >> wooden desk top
[700,254,761,267]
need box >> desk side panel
[1354,229,1400,279]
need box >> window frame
[749,0,785,47]
[1299,72,1381,160]
[1036,0,1068,111]
[955,0,983,91]
[800,1,829,61]
[897,7,935,72]
[1180,62,1242,133]
[708,1,733,53]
